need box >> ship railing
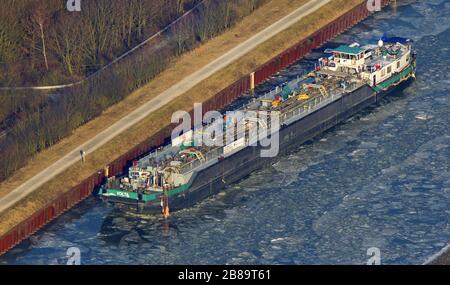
[179,147,223,174]
[179,123,260,174]
[281,91,341,124]
[259,75,303,100]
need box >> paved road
[0,0,331,214]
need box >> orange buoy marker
[162,196,170,219]
[163,204,170,219]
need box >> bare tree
[171,16,195,55]
[31,5,50,71]
[51,14,82,76]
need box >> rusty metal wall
[0,0,392,257]
[0,171,104,255]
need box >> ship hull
[101,77,414,214]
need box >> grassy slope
[0,0,365,235]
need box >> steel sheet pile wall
[0,171,103,255]
[202,76,251,115]
[0,0,391,256]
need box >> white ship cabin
[320,41,412,87]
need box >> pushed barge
[98,38,416,216]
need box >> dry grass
[0,0,365,235]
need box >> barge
[98,37,416,217]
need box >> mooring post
[104,166,109,178]
[250,72,255,95]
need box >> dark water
[1,0,449,265]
